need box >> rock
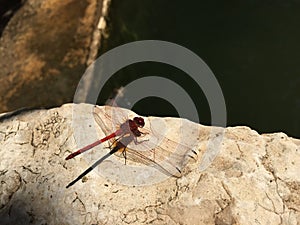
[0,0,106,112]
[0,104,299,225]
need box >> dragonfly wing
[93,105,132,136]
[124,147,182,178]
[93,106,111,134]
[124,136,197,178]
[93,106,119,145]
[131,124,198,160]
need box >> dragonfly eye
[134,117,145,127]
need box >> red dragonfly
[65,117,145,160]
[65,105,197,188]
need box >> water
[0,0,23,36]
[98,0,300,138]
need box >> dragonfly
[65,105,198,188]
[65,116,145,160]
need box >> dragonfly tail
[65,132,118,160]
[65,141,101,160]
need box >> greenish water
[99,0,300,138]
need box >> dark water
[0,0,23,36]
[99,0,300,137]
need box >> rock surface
[0,104,299,225]
[0,0,106,112]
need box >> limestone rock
[0,104,299,225]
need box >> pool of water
[98,0,300,138]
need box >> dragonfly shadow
[66,152,108,188]
[66,135,133,188]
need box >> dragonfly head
[133,117,145,128]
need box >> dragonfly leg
[140,131,149,136]
[122,147,127,165]
[188,149,198,161]
[134,137,149,145]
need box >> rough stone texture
[0,104,299,225]
[0,0,104,113]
